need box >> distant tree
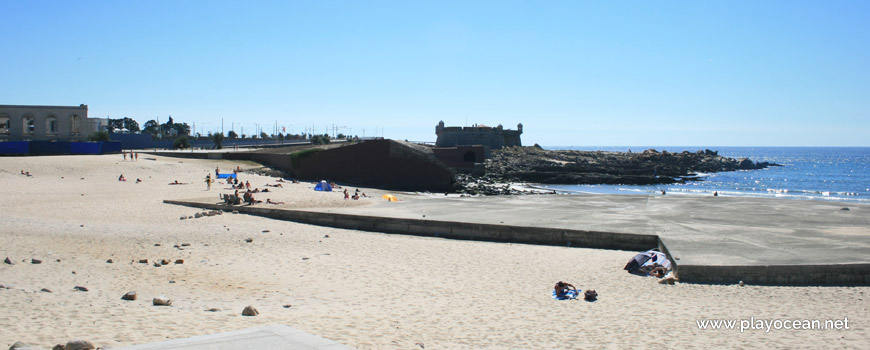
[160,116,175,135]
[212,132,225,149]
[241,134,247,139]
[143,120,159,135]
[336,133,345,139]
[172,136,190,149]
[88,131,110,141]
[107,117,140,133]
[310,134,331,145]
[227,130,238,139]
[172,122,190,136]
[260,131,269,139]
[278,133,285,140]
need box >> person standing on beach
[134,152,138,161]
[205,175,212,190]
[123,152,127,161]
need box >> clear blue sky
[2,1,868,146]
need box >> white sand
[1,154,867,349]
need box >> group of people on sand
[343,188,368,200]
[117,174,142,183]
[20,170,32,177]
[122,151,138,161]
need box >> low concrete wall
[163,200,870,286]
[165,200,658,251]
[677,263,870,286]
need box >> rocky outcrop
[456,147,778,194]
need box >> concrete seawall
[164,200,659,251]
[164,198,870,286]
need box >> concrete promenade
[166,193,870,285]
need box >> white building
[0,104,108,142]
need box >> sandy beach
[1,154,868,349]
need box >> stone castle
[435,121,522,149]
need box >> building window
[46,115,58,135]
[23,114,35,135]
[70,114,81,135]
[0,114,9,134]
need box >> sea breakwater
[456,146,778,195]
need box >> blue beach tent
[314,180,333,192]
[217,173,237,179]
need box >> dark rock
[74,286,88,292]
[181,243,191,247]
[454,146,780,193]
[4,257,13,265]
[242,305,259,316]
[106,259,113,263]
[245,238,253,243]
[52,345,65,350]
[175,259,184,264]
[31,259,42,264]
[283,304,292,308]
[154,243,161,246]
[205,307,220,312]
[138,259,148,264]
[841,207,850,211]
[121,291,137,301]
[41,288,52,293]
[64,340,94,350]
[161,259,170,265]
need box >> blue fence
[0,141,122,155]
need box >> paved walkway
[318,194,870,266]
[119,324,354,350]
[167,193,870,285]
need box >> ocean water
[539,147,870,204]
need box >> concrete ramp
[119,324,354,350]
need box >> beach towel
[552,289,580,300]
[217,173,236,179]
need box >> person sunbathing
[136,178,142,183]
[265,183,283,187]
[119,174,126,181]
[266,198,285,205]
[243,190,262,204]
[168,180,188,185]
[649,266,668,278]
[554,281,577,299]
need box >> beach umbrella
[624,252,652,274]
[382,194,398,202]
